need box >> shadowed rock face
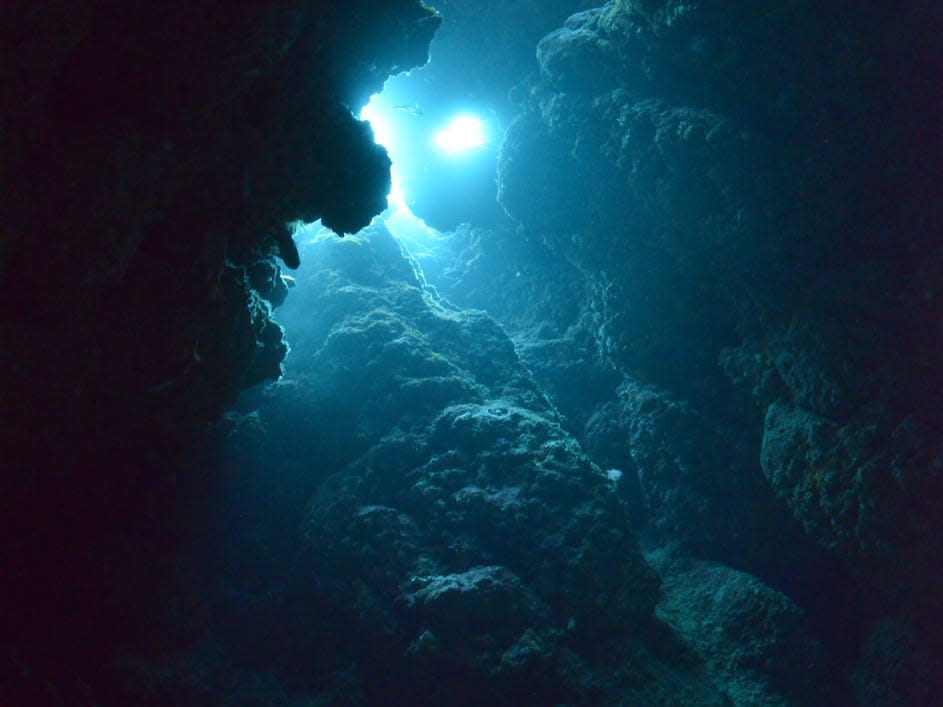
[2,1,439,440]
[493,1,943,703]
[100,225,690,705]
[0,0,438,699]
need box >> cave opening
[4,1,943,705]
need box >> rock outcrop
[492,1,943,702]
[1,1,438,700]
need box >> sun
[434,115,488,154]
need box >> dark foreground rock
[648,548,850,706]
[1,2,438,702]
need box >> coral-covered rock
[402,565,547,640]
[493,3,943,695]
[761,402,943,596]
[0,1,439,699]
[649,549,851,706]
[277,225,664,702]
[617,378,819,579]
[2,0,440,451]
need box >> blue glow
[359,99,410,212]
[358,90,501,232]
[358,96,439,245]
[434,115,487,154]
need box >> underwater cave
[3,1,943,705]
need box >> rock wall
[491,1,943,702]
[0,1,438,699]
[2,1,438,442]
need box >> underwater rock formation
[107,224,670,704]
[4,0,943,704]
[280,225,662,702]
[494,1,943,702]
[0,0,438,700]
[649,549,849,706]
[2,1,439,441]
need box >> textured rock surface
[649,549,850,706]
[2,1,438,443]
[4,0,943,704]
[490,0,943,702]
[104,224,750,705]
[0,1,438,702]
[761,402,943,597]
[283,226,663,702]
